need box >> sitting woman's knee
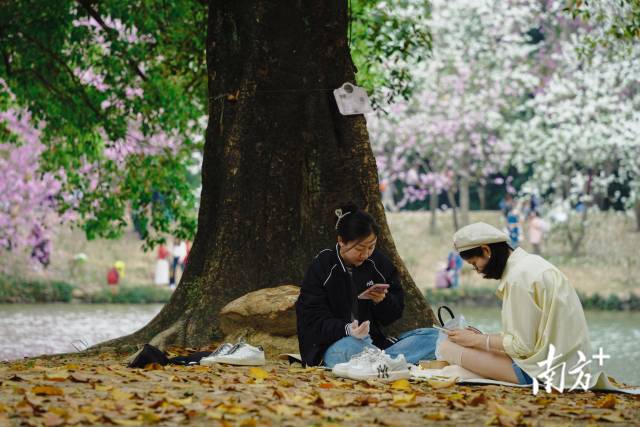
[438,340,464,365]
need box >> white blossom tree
[507,3,640,247]
[368,0,540,230]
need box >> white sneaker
[200,343,234,366]
[214,342,266,366]
[335,348,410,382]
[332,347,381,377]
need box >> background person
[527,210,549,255]
[169,239,188,287]
[154,244,170,286]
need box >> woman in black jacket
[295,204,438,368]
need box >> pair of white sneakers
[332,347,410,382]
[200,341,265,366]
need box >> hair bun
[340,203,359,214]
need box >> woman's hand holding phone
[358,284,389,303]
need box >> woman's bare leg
[438,340,519,383]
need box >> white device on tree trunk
[333,82,372,115]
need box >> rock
[219,285,300,337]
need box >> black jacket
[295,244,404,366]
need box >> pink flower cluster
[0,108,66,267]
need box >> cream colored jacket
[497,248,594,389]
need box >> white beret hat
[453,222,509,252]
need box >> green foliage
[0,276,74,303]
[0,0,432,250]
[350,0,432,108]
[0,0,206,247]
[88,286,172,303]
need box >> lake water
[0,304,162,361]
[461,307,640,386]
[0,304,638,385]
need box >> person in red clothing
[107,266,119,294]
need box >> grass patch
[87,286,172,304]
[0,275,74,303]
[0,274,172,304]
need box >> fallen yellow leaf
[45,370,70,382]
[447,392,465,400]
[490,403,523,423]
[111,418,143,426]
[595,394,616,409]
[63,364,80,370]
[240,418,258,427]
[31,385,64,396]
[594,412,625,423]
[93,384,113,392]
[167,397,193,407]
[390,379,411,391]
[270,404,300,416]
[144,363,164,371]
[249,367,269,381]
[47,407,68,417]
[392,392,416,405]
[423,411,449,421]
[110,388,133,401]
[138,412,162,423]
[427,377,457,389]
[215,402,246,415]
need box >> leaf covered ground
[1,347,638,427]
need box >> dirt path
[1,349,638,426]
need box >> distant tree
[369,0,540,229]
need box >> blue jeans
[323,327,439,368]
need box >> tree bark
[478,183,486,211]
[429,187,438,235]
[459,175,470,226]
[635,197,640,232]
[447,188,460,232]
[101,1,435,349]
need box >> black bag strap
[437,305,455,326]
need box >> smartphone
[357,283,390,299]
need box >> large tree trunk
[102,1,435,349]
